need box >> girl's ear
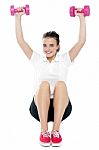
[57,45,60,52]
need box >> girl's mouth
[45,51,52,54]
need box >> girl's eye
[50,44,54,47]
[43,44,47,47]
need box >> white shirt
[30,51,72,98]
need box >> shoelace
[52,131,60,138]
[41,131,50,137]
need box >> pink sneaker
[39,131,51,146]
[51,130,62,147]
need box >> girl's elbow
[79,40,86,46]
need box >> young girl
[15,7,86,147]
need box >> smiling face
[43,37,60,60]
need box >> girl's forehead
[43,37,57,43]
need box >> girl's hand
[15,7,25,17]
[75,8,85,18]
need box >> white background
[0,0,99,150]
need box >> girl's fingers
[15,7,25,15]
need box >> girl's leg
[34,81,50,132]
[52,81,69,131]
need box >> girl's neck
[47,55,56,63]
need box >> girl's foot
[39,131,51,147]
[51,130,62,147]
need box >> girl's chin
[46,54,53,57]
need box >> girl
[15,7,86,147]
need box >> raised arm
[69,8,86,61]
[15,8,33,59]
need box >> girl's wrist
[78,15,85,20]
[15,15,21,20]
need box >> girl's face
[42,37,59,58]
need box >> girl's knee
[35,81,50,98]
[55,81,67,88]
[40,81,50,89]
[54,81,68,97]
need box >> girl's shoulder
[30,51,42,65]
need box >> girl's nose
[46,47,50,51]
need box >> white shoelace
[42,131,50,137]
[52,131,60,138]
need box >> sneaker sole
[40,141,50,147]
[51,142,62,147]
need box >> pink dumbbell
[10,5,30,16]
[70,5,90,17]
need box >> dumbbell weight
[70,5,90,17]
[10,5,30,16]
